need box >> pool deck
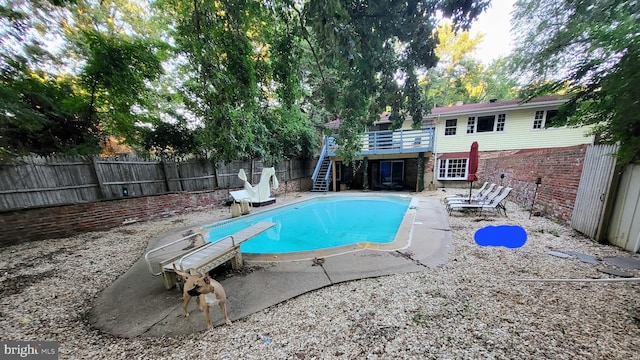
[88,191,452,338]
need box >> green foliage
[511,0,640,165]
[79,30,164,141]
[420,24,518,108]
[0,67,101,160]
[138,119,200,159]
[0,0,489,165]
[302,1,490,163]
[160,0,266,161]
[0,0,166,160]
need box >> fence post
[214,163,221,189]
[250,159,255,184]
[161,159,174,192]
[91,156,107,199]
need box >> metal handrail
[176,235,236,273]
[322,162,332,189]
[144,233,204,275]
[312,137,330,183]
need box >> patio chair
[445,182,490,201]
[447,187,513,216]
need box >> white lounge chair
[446,185,504,214]
[445,182,489,200]
[448,187,513,216]
[445,184,497,205]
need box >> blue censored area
[474,225,527,248]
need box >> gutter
[426,99,567,119]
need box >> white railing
[326,127,434,156]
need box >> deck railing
[326,127,434,156]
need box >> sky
[469,0,517,64]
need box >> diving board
[159,221,276,289]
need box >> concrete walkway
[88,194,451,338]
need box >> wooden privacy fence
[571,144,619,240]
[0,155,311,211]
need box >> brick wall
[0,180,306,247]
[481,144,588,223]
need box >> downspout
[432,114,440,188]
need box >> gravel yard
[1,190,639,359]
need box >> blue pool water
[203,196,411,254]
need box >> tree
[0,0,167,160]
[303,0,491,163]
[1,0,490,164]
[157,0,267,161]
[78,30,164,142]
[419,23,518,109]
[511,0,640,165]
[0,0,104,160]
[0,66,101,160]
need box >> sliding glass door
[380,160,404,186]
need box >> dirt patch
[0,270,58,297]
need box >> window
[496,114,506,132]
[466,117,475,134]
[533,110,544,129]
[444,119,457,135]
[477,115,495,132]
[533,110,558,129]
[545,110,558,125]
[438,158,468,180]
[464,113,506,133]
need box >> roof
[437,152,470,160]
[324,119,342,129]
[324,113,393,129]
[427,95,567,118]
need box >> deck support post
[362,157,369,191]
[417,152,425,192]
[332,160,337,192]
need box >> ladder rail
[176,235,236,273]
[144,233,204,276]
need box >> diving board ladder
[145,222,276,289]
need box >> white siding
[434,108,594,153]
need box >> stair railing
[321,162,332,191]
[312,137,330,184]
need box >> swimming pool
[202,195,412,255]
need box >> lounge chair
[446,185,503,212]
[447,187,513,216]
[445,182,489,201]
[445,183,496,204]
